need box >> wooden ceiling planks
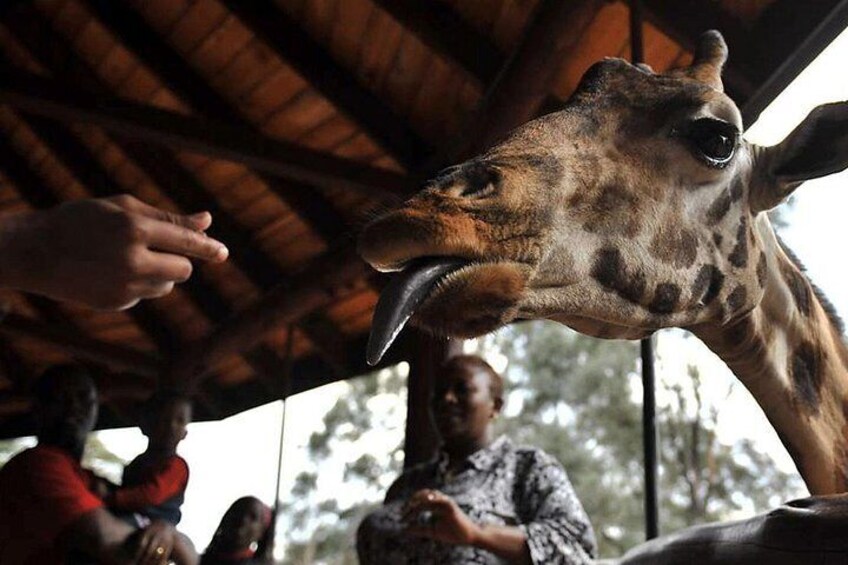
[0,0,841,436]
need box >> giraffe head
[359,31,848,364]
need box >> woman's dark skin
[400,356,532,564]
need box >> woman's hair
[442,355,504,400]
[205,496,275,561]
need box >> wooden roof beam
[6,115,291,391]
[0,339,34,390]
[198,331,413,421]
[640,0,848,126]
[371,0,504,87]
[220,0,431,171]
[0,312,160,377]
[82,0,351,373]
[0,15,340,388]
[0,134,196,369]
[169,246,369,383]
[0,68,411,202]
[83,0,352,244]
[448,0,603,161]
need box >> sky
[86,23,848,556]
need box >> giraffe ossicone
[360,30,848,497]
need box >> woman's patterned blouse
[357,436,597,564]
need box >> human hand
[402,489,481,546]
[134,520,176,565]
[0,195,228,310]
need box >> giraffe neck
[692,217,848,495]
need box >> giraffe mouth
[366,257,468,366]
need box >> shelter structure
[0,0,844,466]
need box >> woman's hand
[134,520,176,565]
[401,489,481,546]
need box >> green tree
[279,366,407,564]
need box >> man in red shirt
[0,365,198,564]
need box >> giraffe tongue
[367,257,467,366]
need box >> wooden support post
[404,332,463,468]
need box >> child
[105,391,192,526]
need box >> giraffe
[359,30,848,504]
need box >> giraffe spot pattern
[712,232,723,248]
[590,248,647,305]
[650,228,698,269]
[704,171,742,214]
[691,264,724,306]
[729,218,749,268]
[756,252,767,287]
[791,341,822,413]
[781,262,812,317]
[578,184,641,237]
[726,285,747,313]
[648,283,681,314]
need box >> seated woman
[357,355,596,564]
[201,497,274,565]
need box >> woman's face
[220,499,268,550]
[430,361,498,445]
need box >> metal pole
[630,0,659,541]
[640,336,659,540]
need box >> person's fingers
[142,252,194,283]
[137,533,170,565]
[111,195,213,232]
[143,218,228,262]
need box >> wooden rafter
[0,338,33,389]
[0,13,351,385]
[371,0,503,87]
[84,0,351,244]
[0,68,410,203]
[640,0,848,126]
[169,246,369,383]
[0,133,179,357]
[0,312,159,377]
[82,0,352,372]
[221,0,431,171]
[452,0,604,159]
[201,331,412,420]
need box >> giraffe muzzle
[366,257,468,366]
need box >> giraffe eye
[684,118,739,168]
[459,165,500,198]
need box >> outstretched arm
[0,194,228,310]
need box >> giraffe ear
[752,101,848,212]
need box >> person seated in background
[0,194,228,310]
[201,497,275,565]
[357,355,597,564]
[103,391,193,527]
[0,364,197,564]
